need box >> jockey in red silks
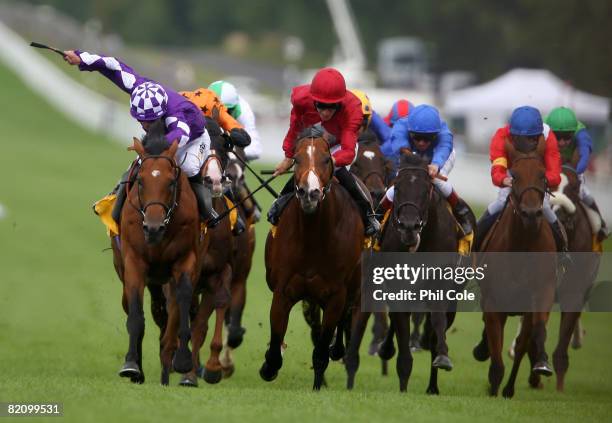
[63,49,226,227]
[476,106,567,252]
[267,67,380,236]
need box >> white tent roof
[445,68,609,122]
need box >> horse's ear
[166,139,179,157]
[536,134,546,157]
[399,147,412,156]
[130,137,146,157]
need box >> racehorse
[260,127,364,390]
[110,120,221,385]
[475,136,557,398]
[345,152,470,393]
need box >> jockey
[384,99,414,127]
[63,50,220,226]
[349,89,391,144]
[208,81,262,161]
[179,87,252,234]
[378,105,473,235]
[545,107,608,241]
[268,67,380,236]
[476,106,567,252]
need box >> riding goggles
[314,101,342,111]
[554,131,574,141]
[410,132,438,143]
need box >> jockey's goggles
[314,101,342,111]
[554,131,574,141]
[410,132,437,143]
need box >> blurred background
[0,0,610,212]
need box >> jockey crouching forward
[63,50,220,227]
[477,106,568,252]
[545,107,609,241]
[378,105,473,235]
[267,67,380,236]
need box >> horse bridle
[508,155,548,210]
[392,166,433,231]
[294,136,335,200]
[129,155,181,226]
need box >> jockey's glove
[230,128,252,148]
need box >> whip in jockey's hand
[428,164,439,178]
[273,157,294,176]
[63,50,81,65]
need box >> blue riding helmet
[509,106,543,136]
[406,105,441,134]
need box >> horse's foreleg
[531,311,552,376]
[502,316,532,398]
[160,285,179,386]
[485,312,506,396]
[119,258,146,384]
[393,312,413,393]
[171,271,194,375]
[226,276,247,349]
[313,294,346,390]
[302,300,322,348]
[184,290,214,386]
[553,311,580,392]
[410,312,425,351]
[345,309,370,390]
[260,291,294,382]
[430,312,453,371]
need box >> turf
[0,62,611,423]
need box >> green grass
[0,62,611,423]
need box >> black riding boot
[224,188,246,236]
[111,169,131,225]
[335,167,380,237]
[474,210,498,251]
[189,175,220,227]
[452,198,474,235]
[550,220,569,253]
[267,178,295,225]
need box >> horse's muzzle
[143,221,167,245]
[297,186,322,214]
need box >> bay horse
[260,127,364,390]
[345,152,471,393]
[475,136,557,398]
[110,120,221,384]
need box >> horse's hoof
[368,341,380,356]
[313,373,327,390]
[426,386,440,395]
[409,338,422,352]
[378,343,396,361]
[202,368,223,384]
[473,342,490,362]
[259,362,278,382]
[179,374,199,388]
[227,326,246,349]
[222,364,235,379]
[130,373,145,384]
[119,361,141,380]
[502,385,515,399]
[172,350,193,374]
[432,355,453,371]
[532,361,553,377]
[528,373,543,389]
[346,372,355,390]
[329,344,345,361]
[161,368,170,386]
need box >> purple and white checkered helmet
[129,82,168,121]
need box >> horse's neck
[421,192,456,251]
[494,203,550,251]
[291,187,343,241]
[565,203,592,252]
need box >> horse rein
[508,155,548,212]
[129,155,181,226]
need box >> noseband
[392,166,433,231]
[509,156,548,210]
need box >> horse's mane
[142,119,169,155]
[358,129,378,146]
[398,152,427,170]
[298,125,325,141]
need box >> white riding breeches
[175,132,211,178]
[487,186,557,223]
[578,173,594,206]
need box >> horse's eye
[324,157,331,164]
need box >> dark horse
[110,120,209,384]
[346,152,471,393]
[260,128,364,390]
[474,136,557,398]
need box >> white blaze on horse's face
[151,169,161,178]
[296,141,324,214]
[363,150,376,160]
[205,155,223,197]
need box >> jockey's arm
[369,111,391,145]
[490,127,510,187]
[71,50,146,95]
[430,121,453,168]
[164,112,192,147]
[238,100,262,161]
[333,106,363,167]
[574,126,593,174]
[544,131,562,189]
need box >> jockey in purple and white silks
[63,50,222,227]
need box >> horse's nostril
[536,209,543,217]
[309,189,321,201]
[297,187,306,197]
[204,176,213,185]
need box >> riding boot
[588,200,609,242]
[335,167,380,237]
[111,169,131,225]
[224,188,246,236]
[188,175,220,227]
[451,198,474,235]
[474,210,498,251]
[267,178,295,225]
[550,220,572,268]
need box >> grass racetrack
[1,62,611,423]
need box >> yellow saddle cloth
[93,194,238,237]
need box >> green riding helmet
[545,107,578,132]
[208,80,242,118]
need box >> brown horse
[110,120,215,385]
[260,127,364,390]
[345,152,469,393]
[476,136,557,398]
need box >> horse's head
[351,136,393,205]
[225,147,247,198]
[204,116,230,197]
[292,128,334,214]
[506,135,547,231]
[551,165,580,233]
[131,124,181,244]
[392,150,433,249]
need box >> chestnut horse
[260,128,364,390]
[476,136,557,398]
[110,120,222,384]
[346,153,470,393]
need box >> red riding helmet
[310,67,346,103]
